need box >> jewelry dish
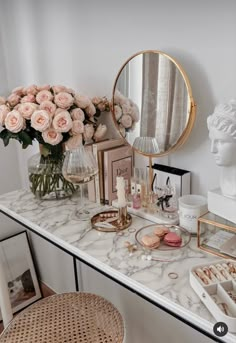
[91,210,132,232]
[135,224,191,251]
[135,224,191,262]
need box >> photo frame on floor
[0,231,42,320]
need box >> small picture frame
[0,231,42,320]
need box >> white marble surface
[0,189,235,342]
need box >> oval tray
[91,210,132,232]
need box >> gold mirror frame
[111,50,196,158]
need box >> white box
[208,188,236,224]
[190,259,236,333]
[151,164,191,198]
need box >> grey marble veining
[0,189,235,341]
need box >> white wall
[1,0,236,195]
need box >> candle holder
[91,208,132,232]
[118,205,128,226]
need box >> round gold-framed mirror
[112,50,196,157]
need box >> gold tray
[91,210,132,232]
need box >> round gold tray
[91,210,132,232]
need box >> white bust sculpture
[207,99,236,199]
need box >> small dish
[91,210,132,232]
[135,224,191,261]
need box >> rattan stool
[0,292,124,343]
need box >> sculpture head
[207,100,236,167]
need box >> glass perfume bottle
[132,168,141,209]
[160,178,178,219]
[139,168,148,208]
[132,190,141,209]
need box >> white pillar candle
[116,176,127,208]
[0,258,13,327]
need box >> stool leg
[0,259,13,327]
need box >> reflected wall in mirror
[112,50,196,157]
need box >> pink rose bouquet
[0,85,110,199]
[0,84,109,158]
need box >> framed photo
[0,231,42,320]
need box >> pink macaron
[164,232,182,247]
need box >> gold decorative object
[197,211,236,259]
[91,209,132,232]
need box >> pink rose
[12,86,24,96]
[25,84,38,95]
[93,124,107,141]
[39,101,56,116]
[37,84,51,91]
[18,102,38,119]
[114,105,122,120]
[0,105,10,126]
[92,96,109,112]
[55,108,64,116]
[74,94,91,108]
[70,108,85,121]
[5,110,25,133]
[42,128,63,145]
[54,92,74,109]
[65,87,75,95]
[0,96,6,105]
[52,111,72,132]
[97,102,106,112]
[120,114,132,128]
[14,104,20,111]
[129,104,139,122]
[65,134,83,150]
[85,103,96,116]
[31,110,51,132]
[36,90,53,104]
[71,120,84,135]
[121,102,132,115]
[52,85,67,94]
[21,94,36,103]
[83,124,95,142]
[7,94,20,107]
[92,96,102,106]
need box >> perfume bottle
[132,168,141,209]
[132,191,141,209]
[139,168,148,208]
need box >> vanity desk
[0,189,235,343]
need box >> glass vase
[28,152,77,200]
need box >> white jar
[178,195,208,234]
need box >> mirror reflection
[112,51,195,156]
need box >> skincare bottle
[132,168,141,209]
[132,190,141,209]
[140,168,147,208]
[131,168,139,196]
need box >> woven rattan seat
[0,292,124,343]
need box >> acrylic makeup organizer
[190,259,236,332]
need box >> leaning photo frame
[0,231,42,320]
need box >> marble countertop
[0,189,235,342]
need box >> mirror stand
[111,50,196,223]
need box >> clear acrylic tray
[190,259,236,332]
